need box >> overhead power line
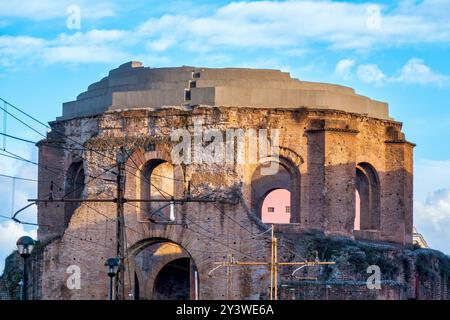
[0,96,315,299]
[0,173,38,182]
[0,102,46,138]
[0,132,36,144]
[0,97,49,129]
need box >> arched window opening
[64,161,84,226]
[354,163,380,231]
[261,189,291,224]
[140,160,174,221]
[251,158,300,224]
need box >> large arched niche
[140,159,174,219]
[64,161,85,227]
[250,157,301,224]
[127,148,184,221]
[354,162,381,231]
[129,238,199,300]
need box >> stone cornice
[384,140,416,147]
[305,127,359,134]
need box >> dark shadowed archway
[153,258,191,300]
[131,239,199,300]
[64,161,84,227]
[355,162,381,231]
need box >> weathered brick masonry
[24,62,448,299]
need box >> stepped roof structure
[60,61,389,120]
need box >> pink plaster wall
[261,189,291,224]
[354,189,360,230]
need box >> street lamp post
[16,236,35,300]
[105,257,120,300]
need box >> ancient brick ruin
[27,61,449,300]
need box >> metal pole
[109,276,114,301]
[11,177,15,214]
[226,254,233,299]
[22,256,28,300]
[269,225,274,300]
[274,236,278,300]
[3,101,7,150]
[115,147,126,300]
[194,271,199,300]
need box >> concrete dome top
[60,61,389,120]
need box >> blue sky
[1,0,450,272]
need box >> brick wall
[29,106,430,300]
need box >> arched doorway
[354,163,380,231]
[153,258,191,300]
[132,240,199,300]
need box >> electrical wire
[0,97,307,266]
[0,173,38,182]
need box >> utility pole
[210,225,336,300]
[269,226,278,300]
[29,146,218,300]
[115,146,126,300]
[226,254,233,299]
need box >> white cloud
[0,30,132,66]
[3,1,450,67]
[0,220,37,274]
[136,1,450,52]
[415,188,450,231]
[335,57,448,87]
[0,143,38,223]
[235,57,291,73]
[413,157,450,255]
[414,188,450,254]
[55,30,129,45]
[0,36,46,68]
[0,0,115,20]
[357,63,386,85]
[42,46,127,64]
[393,58,448,86]
[284,48,308,57]
[146,38,177,52]
[335,59,355,80]
[0,143,38,274]
[397,0,450,21]
[415,159,450,201]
